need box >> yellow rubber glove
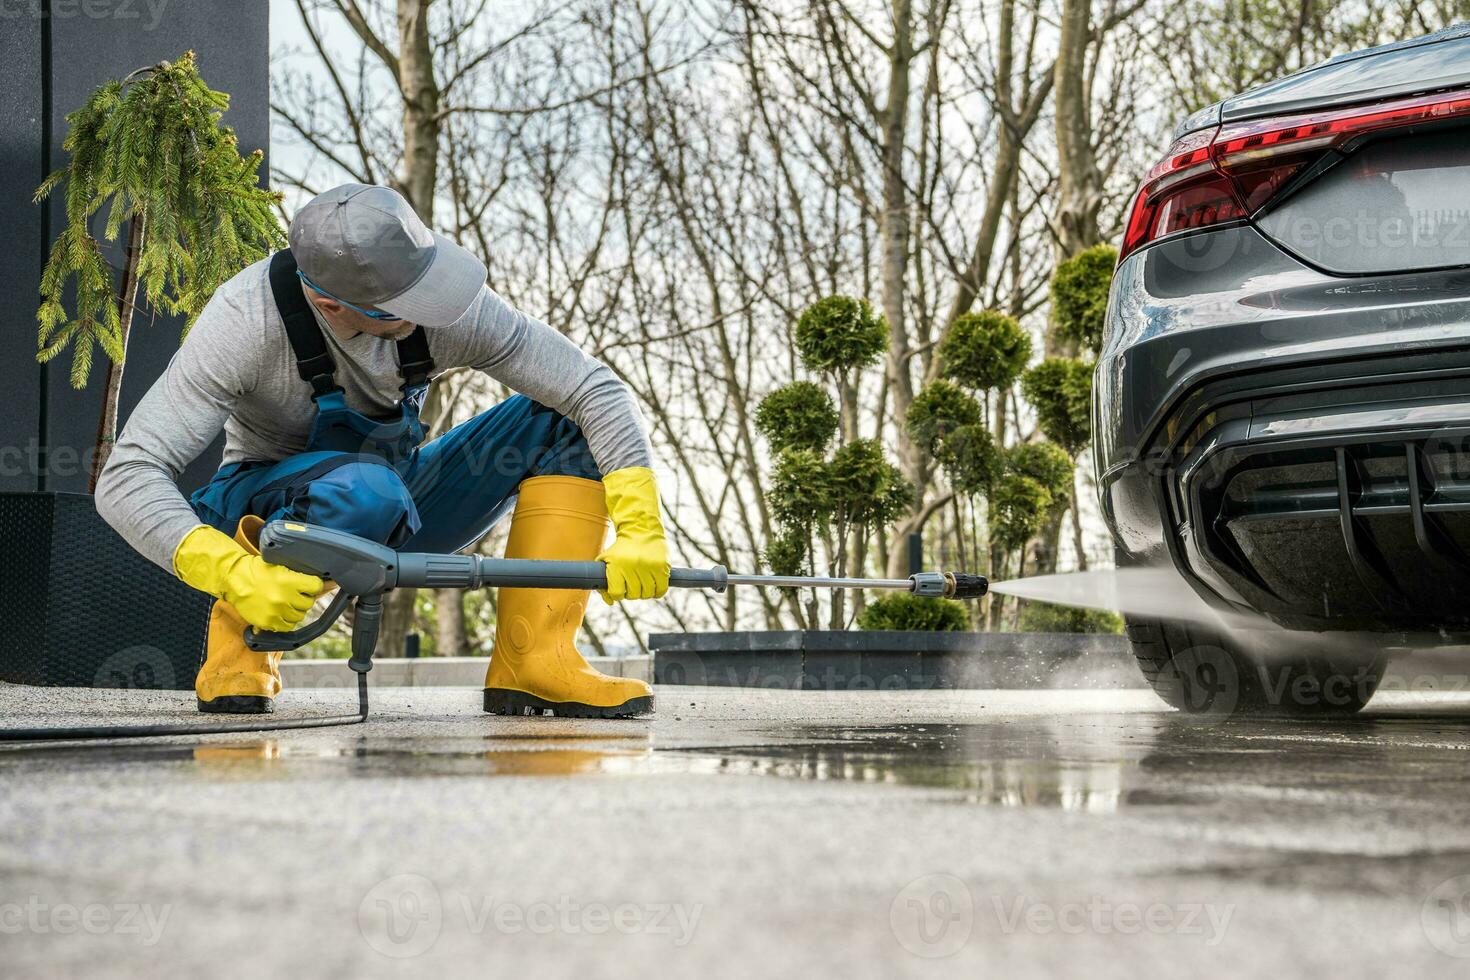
[598,466,671,603]
[173,525,324,632]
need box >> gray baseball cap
[288,183,486,327]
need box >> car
[1094,25,1470,716]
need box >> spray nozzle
[909,572,989,599]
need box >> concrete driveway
[2,679,1470,978]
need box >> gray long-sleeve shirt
[96,255,652,571]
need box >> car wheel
[1125,617,1386,717]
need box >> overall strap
[395,326,435,391]
[268,249,342,398]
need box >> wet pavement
[3,682,1470,977]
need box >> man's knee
[291,460,421,546]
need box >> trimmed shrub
[990,473,1053,551]
[756,380,840,454]
[858,593,969,632]
[1005,441,1074,506]
[939,310,1032,392]
[794,295,888,373]
[1050,243,1117,355]
[829,438,913,528]
[1021,357,1093,455]
[768,449,835,528]
[907,380,982,456]
[764,528,808,577]
[1017,601,1123,635]
[939,423,1002,497]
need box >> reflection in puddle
[675,744,1182,811]
[0,720,1209,809]
[651,721,1203,811]
[186,739,658,778]
[665,720,1215,811]
[0,737,656,780]
[701,753,1137,811]
[193,742,282,763]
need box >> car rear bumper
[1096,228,1470,631]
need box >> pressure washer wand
[255,521,989,603]
[245,522,988,671]
[391,559,986,600]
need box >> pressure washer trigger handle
[244,588,354,652]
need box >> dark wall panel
[40,0,271,494]
[0,16,45,492]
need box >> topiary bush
[768,449,836,529]
[1021,357,1093,455]
[763,528,807,577]
[828,439,913,528]
[756,380,840,454]
[1005,441,1074,509]
[759,295,909,629]
[1050,243,1117,356]
[1017,601,1123,634]
[989,473,1052,551]
[940,424,1002,497]
[794,295,888,374]
[906,380,982,456]
[938,310,1032,391]
[857,593,969,632]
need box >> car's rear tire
[1125,617,1386,717]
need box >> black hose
[0,672,369,743]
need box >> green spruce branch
[34,52,285,488]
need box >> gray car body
[1095,27,1470,632]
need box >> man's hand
[598,467,671,603]
[173,524,324,631]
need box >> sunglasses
[297,270,403,322]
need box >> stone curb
[648,631,1142,690]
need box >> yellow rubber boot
[483,476,655,718]
[195,516,282,714]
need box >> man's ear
[304,291,343,316]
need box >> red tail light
[1119,127,1242,261]
[1118,89,1470,263]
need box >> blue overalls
[188,250,601,552]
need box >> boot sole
[483,688,655,719]
[197,696,274,715]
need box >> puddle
[0,736,658,780]
[33,716,1459,808]
[0,725,1189,810]
[668,724,1198,811]
[187,742,659,778]
[164,731,1196,808]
